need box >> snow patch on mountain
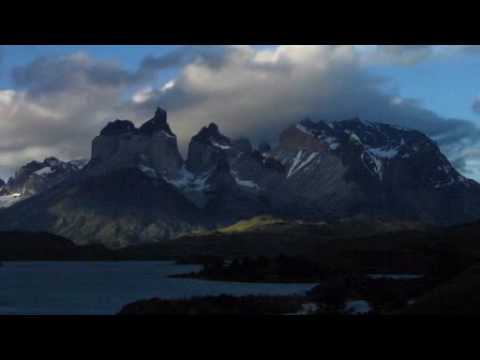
[349,132,362,144]
[138,164,158,178]
[434,177,456,189]
[361,152,384,180]
[367,147,399,159]
[231,171,260,190]
[165,166,210,192]
[287,150,304,178]
[296,124,315,136]
[285,151,320,179]
[211,140,231,150]
[69,159,88,169]
[161,130,176,139]
[34,166,56,176]
[0,193,23,208]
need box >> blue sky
[0,45,479,180]
[367,52,480,123]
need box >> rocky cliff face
[0,108,267,247]
[185,123,233,174]
[1,108,480,248]
[269,118,480,223]
[88,108,183,179]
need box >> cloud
[473,97,480,114]
[1,45,480,182]
[0,52,147,178]
[358,45,480,66]
[124,46,480,174]
[0,48,245,178]
[12,52,146,97]
[139,45,243,73]
[374,45,434,65]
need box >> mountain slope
[0,108,479,248]
[0,168,208,248]
[0,109,267,248]
[0,157,86,208]
[264,118,480,224]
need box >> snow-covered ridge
[295,123,341,152]
[294,118,433,182]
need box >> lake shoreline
[0,261,317,315]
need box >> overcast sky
[0,45,480,180]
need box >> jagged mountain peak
[269,116,478,224]
[192,122,230,146]
[2,109,480,249]
[99,108,175,138]
[90,107,182,178]
[100,119,136,136]
[293,117,437,155]
[0,156,86,207]
[138,107,175,136]
[207,122,219,131]
[44,157,60,167]
[186,122,233,174]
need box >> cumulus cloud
[0,52,149,178]
[1,45,480,181]
[12,52,146,97]
[124,46,480,174]
[139,45,243,73]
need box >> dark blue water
[0,261,318,315]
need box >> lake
[0,261,318,315]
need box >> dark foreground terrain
[118,276,431,315]
[124,217,480,315]
[118,295,307,315]
[3,216,480,315]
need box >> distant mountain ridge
[0,107,479,248]
[0,157,87,208]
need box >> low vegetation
[118,295,305,315]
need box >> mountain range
[0,107,479,248]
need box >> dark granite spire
[100,120,136,136]
[192,122,230,145]
[138,107,175,136]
